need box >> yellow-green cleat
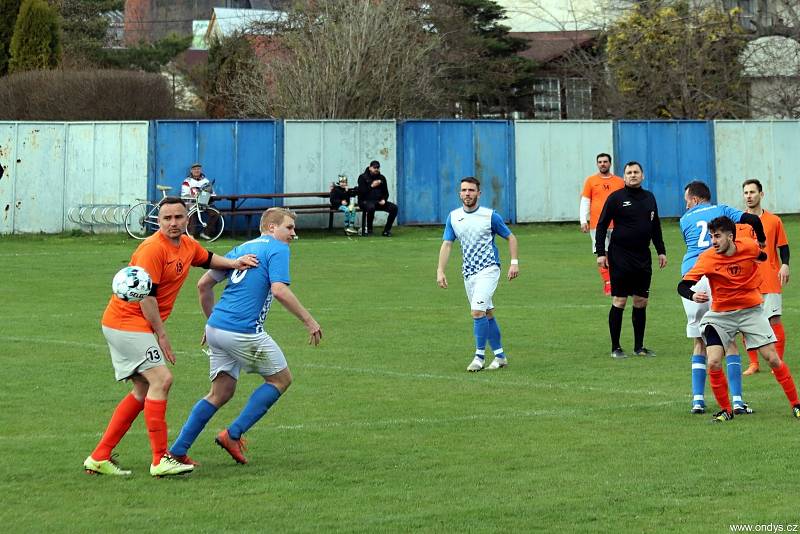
[84,455,132,476]
[150,453,194,477]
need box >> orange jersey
[736,210,788,294]
[102,232,210,332]
[581,174,624,229]
[684,238,764,312]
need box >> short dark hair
[161,196,187,209]
[624,161,643,173]
[742,178,762,192]
[708,216,736,239]
[684,180,711,201]
[596,153,612,162]
[461,176,480,190]
[369,160,380,168]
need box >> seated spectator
[330,175,359,235]
[181,163,218,240]
[357,160,398,237]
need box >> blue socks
[487,317,505,359]
[691,355,706,408]
[726,354,744,407]
[170,399,218,456]
[473,316,488,359]
[228,383,282,440]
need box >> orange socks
[772,362,799,406]
[709,368,732,412]
[773,322,786,360]
[144,398,168,465]
[599,266,610,283]
[91,393,145,461]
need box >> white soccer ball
[112,266,152,302]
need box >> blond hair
[259,207,296,234]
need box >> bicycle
[124,185,225,241]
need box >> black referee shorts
[609,263,651,298]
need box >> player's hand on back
[693,291,709,303]
[234,254,259,270]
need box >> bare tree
[215,0,446,119]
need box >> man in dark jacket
[357,160,398,237]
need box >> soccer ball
[112,266,152,302]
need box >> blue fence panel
[151,120,282,231]
[398,120,515,225]
[614,121,716,217]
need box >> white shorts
[102,326,166,381]
[762,293,782,319]
[464,265,500,312]
[682,276,711,338]
[589,228,613,254]
[205,325,288,381]
[700,306,777,350]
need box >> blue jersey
[207,236,291,334]
[443,206,512,278]
[679,203,744,275]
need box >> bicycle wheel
[125,202,159,239]
[189,206,225,242]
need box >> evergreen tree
[0,0,22,75]
[56,0,123,67]
[9,0,61,73]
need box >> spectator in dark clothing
[595,161,667,360]
[357,160,398,237]
[329,175,358,235]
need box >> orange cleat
[215,429,248,464]
[743,365,760,376]
[169,453,200,466]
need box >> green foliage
[3,221,800,530]
[56,0,124,67]
[606,0,748,119]
[205,32,257,117]
[0,0,22,75]
[98,33,192,72]
[8,0,60,73]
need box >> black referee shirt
[595,185,666,268]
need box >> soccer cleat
[611,348,627,359]
[215,429,249,464]
[83,454,131,476]
[150,453,195,477]
[168,453,200,466]
[634,347,656,357]
[691,404,706,414]
[382,231,392,237]
[344,227,358,235]
[710,410,734,423]
[486,356,507,370]
[466,356,485,372]
[793,405,800,419]
[733,403,754,415]
[743,365,760,376]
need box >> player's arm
[209,252,258,271]
[197,270,226,319]
[650,198,667,269]
[579,196,590,232]
[779,245,790,286]
[678,262,708,303]
[437,241,453,288]
[738,212,766,245]
[271,282,322,346]
[139,294,176,364]
[506,233,519,281]
[594,197,614,268]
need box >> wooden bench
[214,192,363,237]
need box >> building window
[565,78,592,119]
[723,0,755,29]
[533,78,561,119]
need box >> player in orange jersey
[83,197,259,477]
[580,153,624,296]
[738,179,791,375]
[678,216,800,422]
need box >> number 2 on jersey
[696,220,710,248]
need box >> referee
[595,161,667,359]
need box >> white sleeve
[579,196,591,225]
[181,180,191,198]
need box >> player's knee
[703,325,723,348]
[759,345,781,368]
[267,368,292,393]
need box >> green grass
[2,220,800,533]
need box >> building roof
[511,30,599,64]
[206,8,285,41]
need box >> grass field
[2,219,799,533]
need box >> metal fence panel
[398,120,515,225]
[714,121,800,213]
[15,124,65,233]
[283,120,396,227]
[614,121,716,218]
[515,121,614,222]
[0,123,18,234]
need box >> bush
[0,69,175,120]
